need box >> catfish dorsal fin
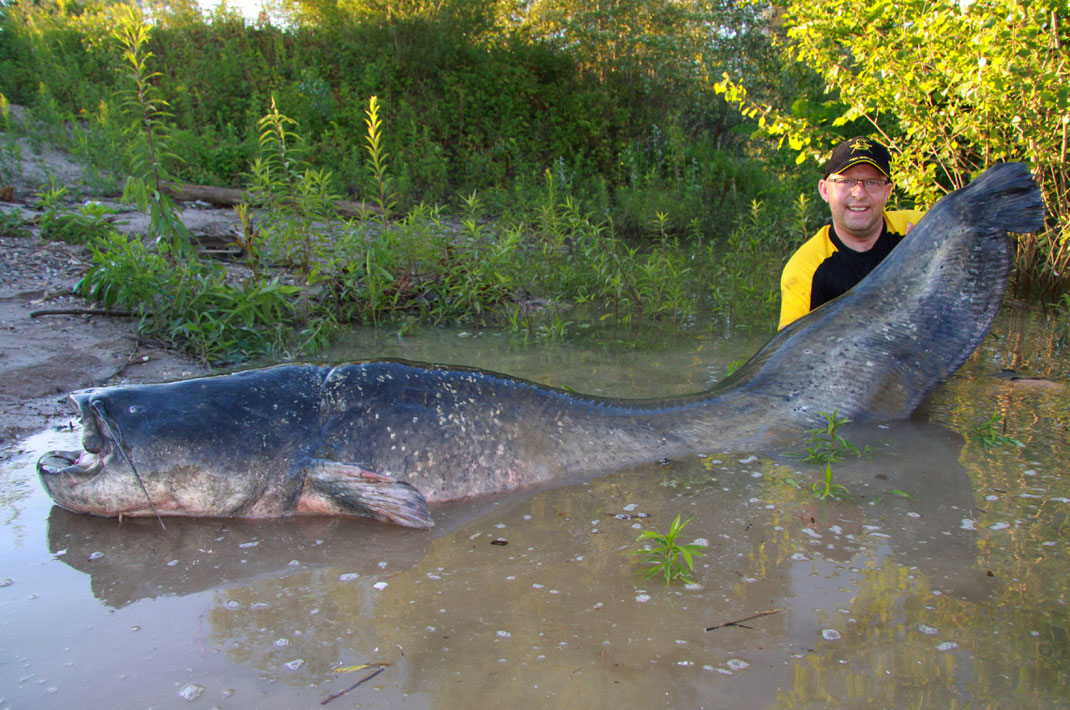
[300,460,433,528]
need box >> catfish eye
[128,406,139,414]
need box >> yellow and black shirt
[778,210,925,330]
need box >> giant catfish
[37,162,1046,527]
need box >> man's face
[818,163,893,244]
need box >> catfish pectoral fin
[300,460,433,528]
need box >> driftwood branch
[320,666,386,705]
[705,608,782,632]
[30,308,133,318]
[160,180,380,218]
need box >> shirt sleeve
[886,209,927,235]
[778,227,834,330]
[779,267,813,330]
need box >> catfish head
[36,366,433,527]
[36,367,328,518]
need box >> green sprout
[796,409,865,464]
[811,464,851,501]
[971,410,1024,449]
[632,514,706,586]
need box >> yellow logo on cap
[851,137,873,154]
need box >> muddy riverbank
[0,130,225,454]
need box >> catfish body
[37,163,1046,527]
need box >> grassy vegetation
[0,1,822,362]
[0,0,797,232]
[62,86,805,363]
[3,0,1058,364]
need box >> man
[778,137,925,330]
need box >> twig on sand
[321,665,387,705]
[705,608,782,632]
[104,351,152,382]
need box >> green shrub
[79,230,304,364]
[34,183,117,244]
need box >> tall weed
[248,97,339,279]
[112,4,193,258]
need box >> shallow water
[2,310,1069,709]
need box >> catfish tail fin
[957,162,1046,234]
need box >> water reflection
[318,323,769,397]
[43,489,549,609]
[45,510,432,609]
[355,423,993,708]
[3,310,1070,708]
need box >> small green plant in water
[796,409,865,464]
[869,488,913,504]
[1053,293,1070,348]
[971,410,1024,449]
[632,514,706,586]
[811,464,851,501]
[724,359,746,377]
[535,309,570,340]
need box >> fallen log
[159,181,380,218]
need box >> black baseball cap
[824,137,891,178]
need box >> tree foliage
[718,0,1069,297]
[0,0,789,240]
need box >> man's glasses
[826,176,892,191]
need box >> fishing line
[89,399,167,531]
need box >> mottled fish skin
[314,360,762,502]
[36,163,1046,523]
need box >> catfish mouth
[37,392,114,484]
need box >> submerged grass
[971,410,1024,450]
